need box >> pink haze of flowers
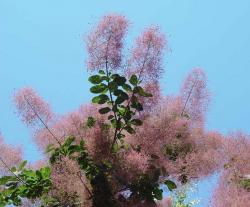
[0,134,22,176]
[86,14,129,71]
[212,133,250,207]
[126,26,166,84]
[4,14,248,206]
[14,87,52,126]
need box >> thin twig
[0,156,26,185]
[180,78,198,116]
[77,172,93,199]
[23,95,62,146]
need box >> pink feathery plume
[86,14,129,71]
[180,68,210,125]
[14,87,52,127]
[127,26,166,83]
[0,134,23,175]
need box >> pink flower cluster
[127,26,166,84]
[180,68,210,125]
[212,133,250,206]
[50,157,92,206]
[86,14,129,71]
[0,134,22,175]
[14,87,52,127]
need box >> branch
[0,156,26,185]
[180,78,198,116]
[23,95,62,146]
[77,172,93,199]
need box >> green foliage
[86,116,96,128]
[130,173,163,201]
[239,178,250,191]
[164,180,177,192]
[165,142,193,161]
[92,94,110,104]
[40,195,61,207]
[129,75,138,86]
[134,86,153,97]
[46,136,98,180]
[0,161,52,206]
[170,184,199,207]
[90,83,108,94]
[88,70,153,151]
[88,69,177,205]
[99,107,111,114]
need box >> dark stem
[110,45,150,150]
[104,60,120,152]
[103,35,121,152]
[0,156,26,185]
[77,172,93,199]
[181,79,198,116]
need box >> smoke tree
[0,14,249,207]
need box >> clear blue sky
[1,1,250,206]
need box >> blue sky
[1,0,250,206]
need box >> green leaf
[110,74,120,79]
[117,133,125,139]
[112,105,118,112]
[88,75,103,84]
[64,137,75,147]
[90,84,107,94]
[115,91,129,105]
[112,143,120,153]
[108,115,114,120]
[40,167,51,178]
[129,75,138,86]
[239,178,250,191]
[99,107,111,114]
[122,83,132,92]
[152,188,163,200]
[35,170,42,179]
[131,119,143,126]
[0,176,14,185]
[118,107,126,116]
[131,102,143,111]
[86,116,96,128]
[164,180,177,191]
[111,119,117,128]
[92,96,100,104]
[18,160,27,170]
[98,70,105,75]
[113,89,123,96]
[92,94,109,104]
[108,82,118,92]
[134,86,153,97]
[115,95,128,104]
[136,103,143,111]
[123,110,133,121]
[45,144,55,154]
[101,123,111,130]
[124,125,135,134]
[113,76,126,86]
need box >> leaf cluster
[0,161,51,206]
[46,137,98,179]
[89,70,152,150]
